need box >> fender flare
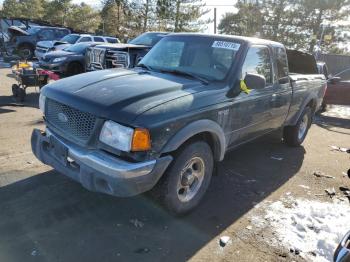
[288,93,317,126]
[161,119,226,161]
[17,42,35,50]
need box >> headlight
[39,93,46,114]
[52,57,66,63]
[100,121,134,152]
[99,121,151,152]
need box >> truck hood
[94,43,148,50]
[37,41,70,49]
[43,50,75,60]
[42,69,205,125]
[37,40,54,48]
[8,26,29,36]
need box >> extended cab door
[269,47,292,127]
[229,45,278,145]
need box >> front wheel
[283,107,312,146]
[18,45,34,60]
[154,141,214,215]
[12,84,19,97]
[66,62,84,76]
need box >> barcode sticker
[212,41,240,51]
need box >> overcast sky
[0,0,237,34]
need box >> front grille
[36,46,48,53]
[45,99,97,143]
[105,50,129,68]
[87,47,105,70]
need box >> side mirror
[334,231,350,262]
[244,73,266,90]
[329,76,341,84]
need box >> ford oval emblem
[58,112,68,123]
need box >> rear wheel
[154,141,214,215]
[66,62,84,76]
[283,107,312,146]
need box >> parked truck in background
[6,26,70,59]
[32,34,326,215]
[85,32,167,71]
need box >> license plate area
[50,136,68,166]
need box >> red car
[318,62,350,107]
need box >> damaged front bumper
[31,128,172,197]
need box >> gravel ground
[0,67,349,262]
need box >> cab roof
[166,33,285,48]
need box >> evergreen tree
[2,0,23,17]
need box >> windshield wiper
[137,63,153,71]
[159,69,209,85]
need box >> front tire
[17,87,26,102]
[12,84,19,97]
[66,62,84,76]
[283,107,312,146]
[154,141,214,215]
[18,45,34,60]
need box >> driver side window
[242,46,272,86]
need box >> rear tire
[153,141,214,215]
[283,107,312,146]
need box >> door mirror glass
[244,73,266,90]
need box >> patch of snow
[253,198,350,262]
[299,185,310,189]
[323,105,350,120]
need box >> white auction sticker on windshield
[212,41,240,50]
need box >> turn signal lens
[131,128,151,151]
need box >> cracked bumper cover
[31,128,172,197]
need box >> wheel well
[173,131,221,161]
[306,99,317,113]
[68,61,83,68]
[18,42,34,50]
[66,61,84,75]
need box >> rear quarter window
[106,38,118,43]
[93,37,104,42]
[78,36,92,42]
[276,47,289,83]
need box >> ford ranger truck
[32,34,326,215]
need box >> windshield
[129,33,166,46]
[60,34,80,44]
[139,36,241,81]
[27,27,41,35]
[64,43,90,53]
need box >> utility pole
[214,7,217,34]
